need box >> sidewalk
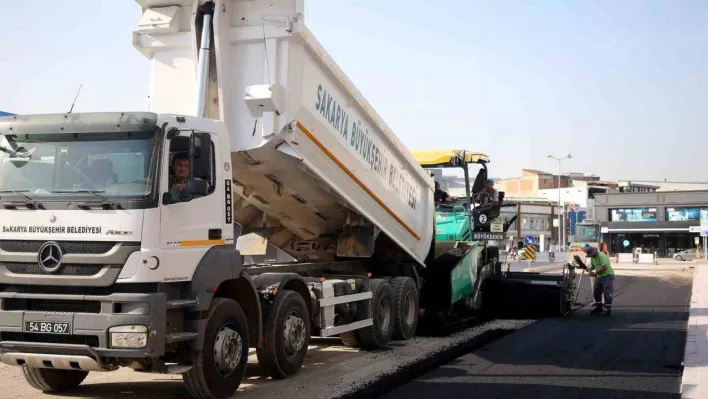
[681,265,708,398]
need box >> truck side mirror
[189,132,212,181]
[189,133,211,158]
[187,179,209,196]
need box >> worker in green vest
[583,244,615,316]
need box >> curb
[681,266,708,399]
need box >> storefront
[594,190,708,257]
[605,230,695,257]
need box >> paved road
[381,268,693,399]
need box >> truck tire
[391,276,419,340]
[256,290,311,379]
[339,330,361,348]
[358,279,395,348]
[183,298,249,399]
[22,367,88,392]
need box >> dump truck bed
[135,0,435,265]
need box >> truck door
[159,131,225,280]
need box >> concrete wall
[538,187,590,207]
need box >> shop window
[666,207,708,222]
[609,208,657,222]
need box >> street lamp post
[548,154,572,249]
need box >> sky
[1,0,707,181]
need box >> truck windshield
[0,131,159,200]
[575,225,601,242]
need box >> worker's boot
[590,304,604,315]
[600,307,612,316]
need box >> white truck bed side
[133,0,435,265]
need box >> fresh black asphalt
[380,271,692,399]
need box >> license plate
[24,321,70,334]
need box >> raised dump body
[137,0,435,265]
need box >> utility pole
[548,154,572,249]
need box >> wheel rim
[213,324,243,377]
[404,291,416,325]
[283,311,307,358]
[379,295,391,331]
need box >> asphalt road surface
[380,268,693,399]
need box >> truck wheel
[257,290,310,379]
[391,277,419,340]
[183,298,249,399]
[339,331,361,348]
[358,279,395,348]
[22,367,88,392]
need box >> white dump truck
[0,1,577,398]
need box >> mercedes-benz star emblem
[37,242,63,273]
[49,215,57,223]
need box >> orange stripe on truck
[295,121,421,241]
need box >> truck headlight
[109,325,148,348]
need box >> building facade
[619,180,708,192]
[496,169,571,197]
[499,202,558,252]
[594,190,708,257]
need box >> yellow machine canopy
[411,150,490,168]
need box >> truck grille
[0,241,115,254]
[3,298,101,313]
[4,263,103,276]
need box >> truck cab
[567,219,605,263]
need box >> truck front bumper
[0,291,167,371]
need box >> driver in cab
[474,179,499,208]
[169,152,211,201]
[434,181,450,205]
[169,152,191,201]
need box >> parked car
[673,249,705,261]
